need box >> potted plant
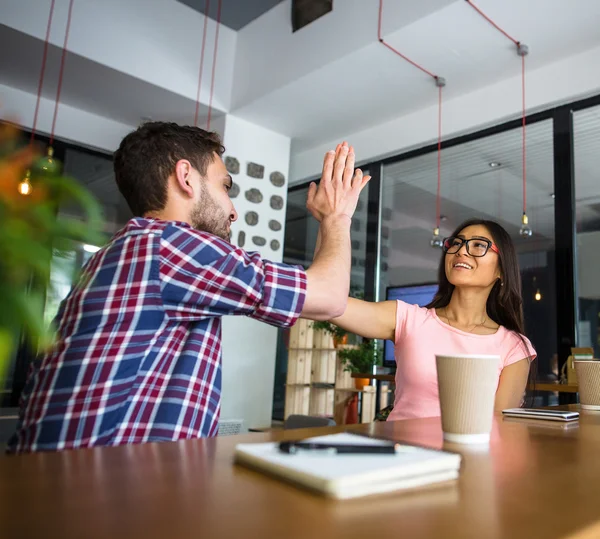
[0,123,103,382]
[311,320,348,347]
[311,286,364,347]
[338,339,382,389]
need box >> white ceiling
[233,0,600,152]
[3,0,599,154]
[0,24,221,129]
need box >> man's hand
[306,142,370,223]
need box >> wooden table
[2,405,600,539]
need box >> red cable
[380,41,438,80]
[436,85,442,229]
[194,0,210,126]
[522,54,526,213]
[30,0,55,146]
[464,0,519,45]
[466,0,527,214]
[378,0,438,80]
[377,0,383,41]
[49,0,75,146]
[206,0,222,131]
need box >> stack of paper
[234,432,462,499]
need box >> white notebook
[234,432,462,499]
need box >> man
[8,122,368,453]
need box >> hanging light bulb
[430,227,443,248]
[534,289,542,301]
[18,170,33,196]
[519,213,532,237]
[34,146,61,176]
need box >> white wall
[219,114,292,429]
[290,43,600,184]
[0,83,133,151]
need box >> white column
[219,113,292,430]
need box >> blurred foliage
[0,122,103,378]
[338,339,383,374]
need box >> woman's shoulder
[395,300,434,324]
[497,326,537,361]
[395,299,431,315]
[394,300,434,342]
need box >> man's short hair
[114,121,225,216]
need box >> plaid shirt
[8,218,306,453]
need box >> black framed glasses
[442,236,499,257]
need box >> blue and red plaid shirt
[8,218,306,453]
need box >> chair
[0,408,19,451]
[283,414,336,430]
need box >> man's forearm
[302,216,352,320]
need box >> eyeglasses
[442,236,499,257]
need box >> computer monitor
[383,283,439,368]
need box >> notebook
[234,432,462,499]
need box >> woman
[329,218,536,421]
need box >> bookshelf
[284,319,378,424]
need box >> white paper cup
[436,354,501,444]
[574,360,600,410]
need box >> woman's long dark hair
[426,218,536,403]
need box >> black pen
[278,441,397,455]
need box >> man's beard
[190,183,231,241]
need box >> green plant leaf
[311,321,348,339]
[1,143,105,354]
[1,287,53,350]
[338,340,382,374]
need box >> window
[574,105,600,358]
[272,180,370,420]
[379,121,557,379]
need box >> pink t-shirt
[387,301,537,422]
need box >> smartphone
[502,408,579,422]
[502,416,580,430]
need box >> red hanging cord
[521,53,527,214]
[378,0,445,232]
[30,0,56,146]
[194,0,210,126]
[378,0,439,80]
[464,0,519,45]
[206,0,222,130]
[436,85,442,229]
[49,0,75,146]
[465,0,529,216]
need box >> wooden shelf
[351,373,580,394]
[351,372,395,382]
[285,319,376,423]
[334,387,376,393]
[529,382,579,393]
[288,347,336,351]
